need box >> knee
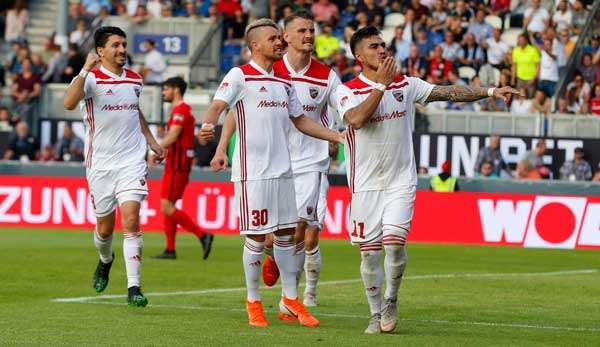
[122,214,139,234]
[160,200,174,216]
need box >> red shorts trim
[161,170,190,201]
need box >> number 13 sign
[133,34,189,55]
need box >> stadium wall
[1,163,599,250]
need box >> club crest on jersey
[134,87,141,97]
[393,90,404,102]
[218,82,229,90]
[307,206,314,215]
[341,96,349,106]
[309,88,319,99]
[259,86,268,93]
[139,179,146,186]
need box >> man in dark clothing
[3,121,39,161]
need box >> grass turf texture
[1,228,599,346]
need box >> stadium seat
[458,66,477,80]
[485,15,503,29]
[381,27,396,45]
[501,28,522,47]
[384,13,405,28]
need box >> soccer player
[335,26,520,334]
[153,76,214,260]
[201,18,343,328]
[63,26,164,307]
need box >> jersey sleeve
[287,84,303,118]
[405,76,435,104]
[69,73,96,98]
[213,68,245,106]
[334,85,359,123]
[326,72,342,129]
[170,105,187,126]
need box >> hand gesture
[150,143,165,162]
[83,52,100,71]
[493,86,523,103]
[375,56,398,87]
[210,150,228,172]
[200,123,215,142]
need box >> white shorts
[235,177,298,235]
[349,186,416,245]
[87,162,148,218]
[294,171,329,229]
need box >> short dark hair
[145,39,156,47]
[283,11,313,28]
[350,26,381,57]
[94,26,127,50]
[163,76,187,96]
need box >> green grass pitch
[1,228,599,346]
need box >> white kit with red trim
[273,54,341,174]
[335,74,434,193]
[213,60,303,182]
[76,65,146,170]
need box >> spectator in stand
[30,53,46,75]
[477,161,499,178]
[555,96,572,114]
[440,31,462,63]
[131,5,153,24]
[567,71,591,108]
[555,28,571,76]
[227,10,246,41]
[531,89,551,115]
[566,87,584,114]
[579,53,598,85]
[401,8,417,42]
[483,28,510,70]
[11,59,41,126]
[91,6,111,28]
[40,144,56,162]
[207,4,219,24]
[427,45,453,84]
[54,123,85,162]
[315,23,340,60]
[584,35,599,56]
[61,43,85,83]
[140,39,167,85]
[356,0,385,28]
[414,28,434,59]
[474,135,511,177]
[355,11,369,30]
[402,44,428,79]
[389,25,410,63]
[516,159,542,180]
[82,0,112,16]
[523,0,549,35]
[408,0,430,22]
[510,87,533,115]
[458,32,484,71]
[311,0,339,25]
[68,3,90,33]
[217,0,242,19]
[292,0,312,14]
[147,0,163,18]
[552,0,572,33]
[559,147,592,181]
[429,0,448,36]
[69,19,90,47]
[512,33,540,98]
[0,107,13,132]
[490,0,510,30]
[3,121,39,161]
[277,5,293,28]
[570,0,586,35]
[5,0,28,43]
[593,163,600,182]
[522,139,551,179]
[450,0,473,32]
[589,83,600,116]
[467,9,493,45]
[534,36,559,97]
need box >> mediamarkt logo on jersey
[1,176,598,250]
[101,103,139,112]
[257,100,288,108]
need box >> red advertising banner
[1,175,599,250]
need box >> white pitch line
[50,269,597,303]
[65,301,600,334]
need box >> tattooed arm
[425,85,521,104]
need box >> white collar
[100,65,125,79]
[283,53,311,76]
[249,60,273,76]
[358,73,376,86]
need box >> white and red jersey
[77,65,146,170]
[213,60,303,182]
[273,55,340,174]
[335,74,434,193]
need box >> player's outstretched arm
[161,125,183,148]
[425,85,522,104]
[199,100,229,142]
[291,115,344,144]
[139,110,164,160]
[63,53,100,110]
[209,111,235,172]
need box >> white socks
[295,240,305,284]
[94,229,113,264]
[383,245,407,300]
[243,238,264,302]
[304,246,322,296]
[123,232,143,288]
[274,235,297,299]
[360,249,383,315]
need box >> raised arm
[425,85,521,104]
[63,53,99,110]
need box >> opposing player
[335,26,520,333]
[63,26,164,307]
[153,76,214,260]
[201,18,343,328]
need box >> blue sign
[133,34,189,55]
